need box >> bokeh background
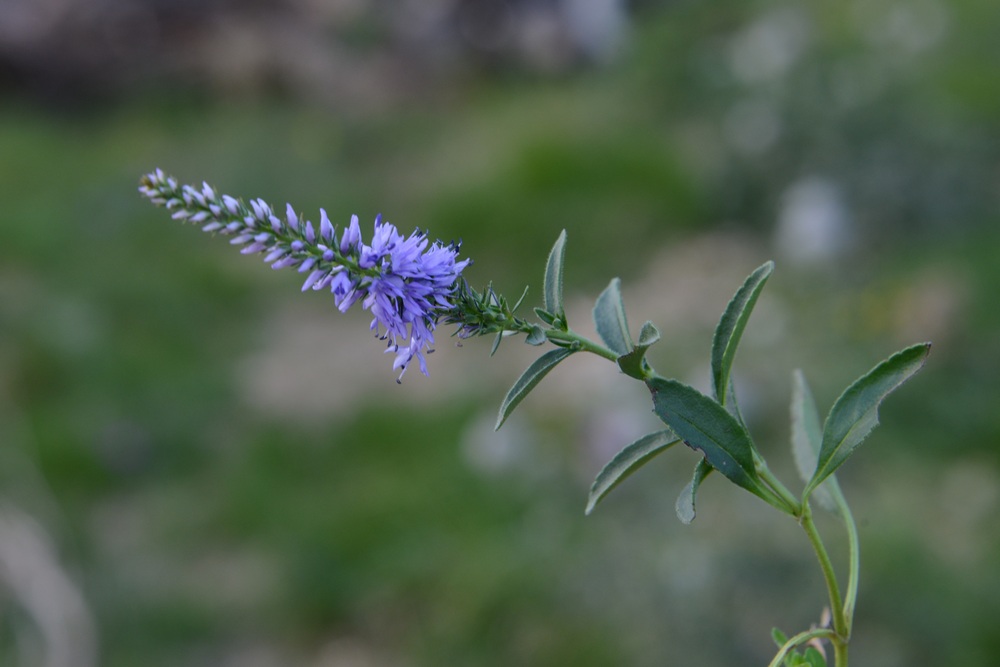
[2,1,999,665]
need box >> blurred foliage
[1,1,999,666]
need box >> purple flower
[139,170,470,380]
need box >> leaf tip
[675,500,695,525]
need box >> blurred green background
[1,1,999,665]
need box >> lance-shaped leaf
[790,370,841,513]
[543,230,568,322]
[711,261,774,405]
[675,457,714,524]
[511,284,530,313]
[490,331,504,356]
[618,321,660,380]
[805,343,931,495]
[593,278,632,356]
[648,378,766,498]
[585,429,680,515]
[495,348,574,430]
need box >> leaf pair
[497,231,931,523]
[585,280,677,513]
[496,231,572,430]
[497,231,664,432]
[593,277,662,380]
[496,232,676,509]
[586,261,775,518]
[797,342,931,506]
[648,262,776,516]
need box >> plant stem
[835,494,860,633]
[800,506,850,666]
[756,462,802,516]
[543,328,620,363]
[833,637,849,667]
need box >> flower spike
[139,170,470,380]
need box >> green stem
[835,494,860,633]
[543,328,620,363]
[754,479,803,516]
[757,462,802,516]
[833,638,849,667]
[801,506,850,666]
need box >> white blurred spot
[775,177,852,266]
[855,0,950,56]
[885,0,949,54]
[563,0,629,64]
[730,8,811,85]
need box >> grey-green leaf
[648,378,764,497]
[617,321,660,380]
[807,342,931,495]
[790,370,840,513]
[543,229,568,321]
[525,325,546,346]
[593,277,632,356]
[676,457,714,524]
[511,285,530,313]
[636,320,660,347]
[534,307,556,327]
[585,429,680,515]
[490,331,503,357]
[724,377,746,426]
[495,348,574,430]
[803,647,827,667]
[711,261,774,404]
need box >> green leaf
[806,342,931,495]
[543,230,568,322]
[771,627,789,649]
[724,377,746,426]
[803,647,827,667]
[790,370,841,513]
[636,320,660,347]
[525,325,546,346]
[490,331,503,356]
[593,277,632,356]
[675,458,714,524]
[617,321,660,380]
[648,378,765,497]
[534,307,556,327]
[585,429,680,515]
[511,285,530,313]
[495,348,574,430]
[711,261,774,404]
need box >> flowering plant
[140,171,930,667]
